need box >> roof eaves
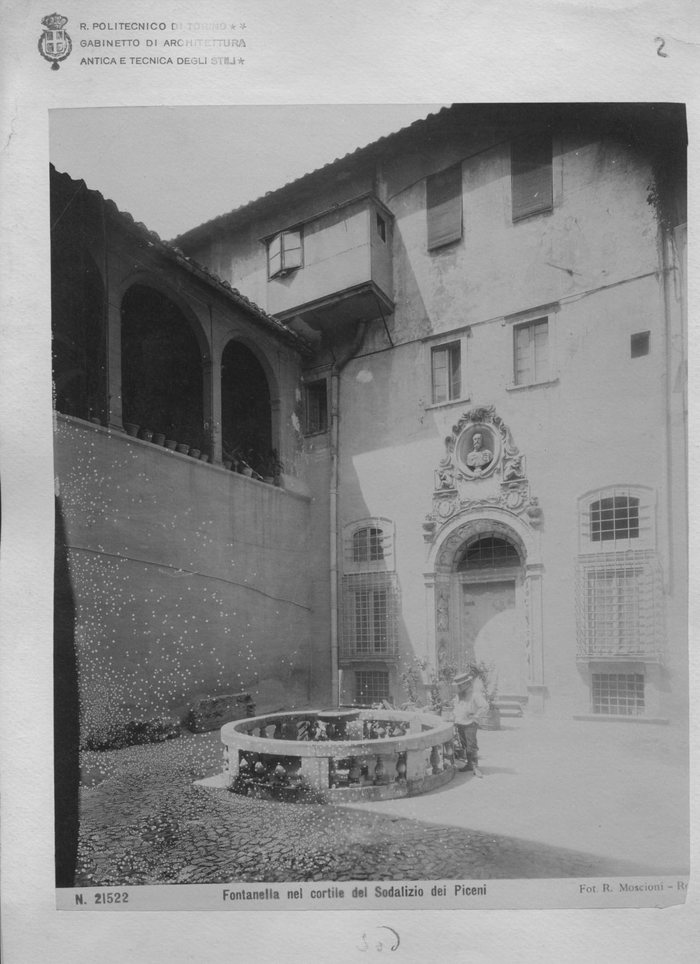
[51,165,312,354]
[172,105,454,247]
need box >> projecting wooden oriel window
[511,133,553,220]
[426,163,463,250]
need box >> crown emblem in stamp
[38,13,72,70]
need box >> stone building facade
[53,103,687,728]
[176,103,687,722]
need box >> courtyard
[74,715,689,887]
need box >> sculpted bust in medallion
[466,432,493,471]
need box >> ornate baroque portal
[422,406,547,713]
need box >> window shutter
[268,234,282,277]
[282,229,302,269]
[427,164,462,249]
[511,133,553,220]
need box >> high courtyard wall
[55,416,331,737]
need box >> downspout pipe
[330,320,367,706]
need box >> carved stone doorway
[426,514,547,713]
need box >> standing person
[453,670,489,777]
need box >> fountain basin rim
[221,708,455,757]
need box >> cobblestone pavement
[75,732,656,887]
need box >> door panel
[461,581,527,695]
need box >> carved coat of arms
[38,13,72,70]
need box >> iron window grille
[355,670,390,706]
[591,673,645,716]
[575,550,665,662]
[343,520,394,574]
[455,536,521,570]
[579,487,654,553]
[341,572,399,659]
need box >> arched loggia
[120,284,205,450]
[51,243,106,422]
[221,340,274,477]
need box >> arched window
[590,495,640,543]
[353,527,385,564]
[579,486,653,552]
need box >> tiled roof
[172,106,453,247]
[50,165,312,353]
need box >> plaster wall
[334,129,684,720]
[55,417,328,733]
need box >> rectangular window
[431,341,461,404]
[591,673,645,716]
[355,670,390,706]
[268,229,303,278]
[427,164,462,250]
[514,319,548,385]
[305,379,328,434]
[511,133,553,220]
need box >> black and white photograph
[1,1,697,961]
[50,101,689,897]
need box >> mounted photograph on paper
[50,103,688,909]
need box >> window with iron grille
[341,572,399,659]
[514,318,548,386]
[343,518,394,573]
[590,496,639,543]
[575,550,665,662]
[579,487,653,552]
[511,133,553,220]
[591,673,645,716]
[355,670,390,705]
[353,527,384,564]
[431,341,461,404]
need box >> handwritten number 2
[654,36,668,58]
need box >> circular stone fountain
[220,708,457,802]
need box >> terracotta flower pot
[165,440,177,450]
[140,429,153,442]
[124,423,139,437]
[189,448,201,459]
[176,443,189,454]
[153,433,165,446]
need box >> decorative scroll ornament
[424,404,542,542]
